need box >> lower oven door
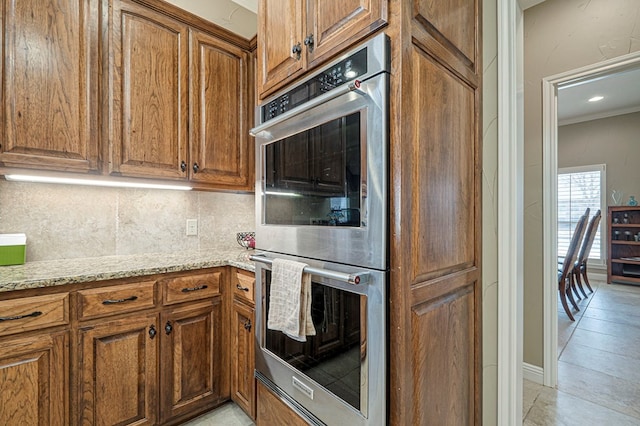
[252,253,386,426]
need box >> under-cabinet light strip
[4,174,192,191]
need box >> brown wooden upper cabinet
[108,0,253,191]
[0,0,100,173]
[257,0,388,99]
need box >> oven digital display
[262,48,368,121]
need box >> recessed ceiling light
[588,95,604,102]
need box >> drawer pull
[181,285,208,293]
[0,310,42,322]
[149,325,157,339]
[236,284,250,292]
[102,296,138,305]
[243,320,252,331]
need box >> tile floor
[181,402,254,426]
[523,278,640,425]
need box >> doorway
[542,51,640,388]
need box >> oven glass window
[265,271,363,410]
[263,112,362,227]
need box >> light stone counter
[0,248,256,293]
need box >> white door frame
[541,51,640,388]
[497,0,525,424]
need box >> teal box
[0,234,26,266]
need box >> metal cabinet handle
[181,284,208,293]
[236,284,250,292]
[165,321,173,335]
[292,42,302,59]
[180,161,187,172]
[192,163,199,173]
[149,325,157,339]
[243,320,252,331]
[0,311,42,322]
[303,34,314,51]
[102,296,138,305]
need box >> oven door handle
[250,80,368,137]
[249,254,369,285]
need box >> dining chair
[558,208,589,321]
[572,209,602,298]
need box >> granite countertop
[0,248,256,294]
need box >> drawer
[0,293,69,336]
[233,269,255,304]
[161,271,221,305]
[77,281,156,320]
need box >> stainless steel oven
[250,33,389,426]
[250,33,389,271]
[251,253,386,426]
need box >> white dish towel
[267,258,316,342]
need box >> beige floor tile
[181,402,254,426]
[523,386,640,426]
[560,342,640,383]
[577,316,640,340]
[581,305,640,328]
[568,328,640,359]
[523,379,544,419]
[557,361,640,420]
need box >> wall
[559,111,640,203]
[0,180,255,262]
[482,0,499,423]
[523,0,640,367]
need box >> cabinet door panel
[109,0,188,180]
[307,0,387,68]
[190,30,252,189]
[78,314,158,426]
[231,299,255,419]
[257,0,304,97]
[0,332,68,425]
[0,0,98,172]
[161,299,224,422]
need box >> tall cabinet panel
[388,0,483,424]
[0,0,99,173]
[108,0,189,180]
[189,30,253,189]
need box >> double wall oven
[250,34,389,426]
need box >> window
[558,165,605,265]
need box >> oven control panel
[262,48,368,122]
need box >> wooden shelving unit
[608,206,640,284]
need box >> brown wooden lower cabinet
[78,313,159,425]
[256,380,308,426]
[160,299,225,422]
[231,299,255,419]
[0,331,69,425]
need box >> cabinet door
[306,0,387,69]
[189,30,252,189]
[257,0,305,97]
[0,0,99,172]
[160,299,225,422]
[231,299,255,419]
[78,314,158,426]
[0,332,68,425]
[109,0,189,180]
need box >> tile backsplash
[0,180,255,262]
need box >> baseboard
[523,362,544,384]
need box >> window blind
[557,168,603,261]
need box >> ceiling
[557,65,640,125]
[163,0,257,39]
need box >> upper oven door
[252,72,388,270]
